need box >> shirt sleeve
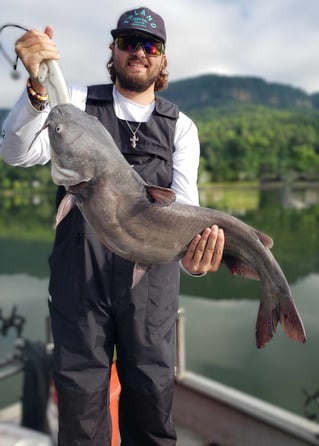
[172,112,203,276]
[0,84,87,167]
[0,90,51,166]
[172,111,200,206]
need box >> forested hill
[161,74,316,111]
[158,74,319,183]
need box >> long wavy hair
[106,43,169,92]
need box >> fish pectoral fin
[56,193,77,227]
[223,255,260,280]
[131,263,151,288]
[256,230,273,249]
[146,185,176,207]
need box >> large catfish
[44,103,306,349]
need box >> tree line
[1,104,319,188]
[192,105,319,183]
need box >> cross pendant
[130,134,139,148]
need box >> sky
[1,0,319,108]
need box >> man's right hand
[15,26,60,94]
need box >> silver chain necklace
[114,90,142,149]
[125,120,142,149]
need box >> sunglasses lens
[117,36,163,56]
[143,41,162,56]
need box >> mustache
[127,54,148,64]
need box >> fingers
[44,25,54,40]
[207,226,224,271]
[15,27,60,80]
[182,225,225,274]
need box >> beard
[113,55,160,93]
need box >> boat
[0,421,52,446]
[1,306,319,446]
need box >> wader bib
[48,84,180,446]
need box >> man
[1,7,224,446]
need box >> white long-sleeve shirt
[0,84,200,205]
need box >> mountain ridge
[160,73,318,111]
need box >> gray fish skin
[45,104,306,349]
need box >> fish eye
[56,124,63,133]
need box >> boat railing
[0,306,26,380]
[0,306,53,382]
[175,307,186,379]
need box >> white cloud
[1,0,319,107]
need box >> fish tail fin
[279,296,307,345]
[255,300,280,349]
[256,292,307,349]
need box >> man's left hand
[181,225,224,275]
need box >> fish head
[45,104,116,189]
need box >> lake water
[0,184,319,421]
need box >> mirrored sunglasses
[116,35,164,57]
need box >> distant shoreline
[198,180,319,190]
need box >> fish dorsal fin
[256,230,273,249]
[146,185,176,207]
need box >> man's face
[112,34,166,93]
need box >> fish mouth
[66,181,91,194]
[51,164,91,188]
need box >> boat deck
[176,423,208,446]
[173,371,319,446]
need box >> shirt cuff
[179,260,207,277]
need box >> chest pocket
[123,141,173,187]
[125,153,173,188]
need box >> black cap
[111,7,166,43]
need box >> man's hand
[15,26,59,93]
[181,225,224,274]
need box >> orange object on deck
[110,362,121,446]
